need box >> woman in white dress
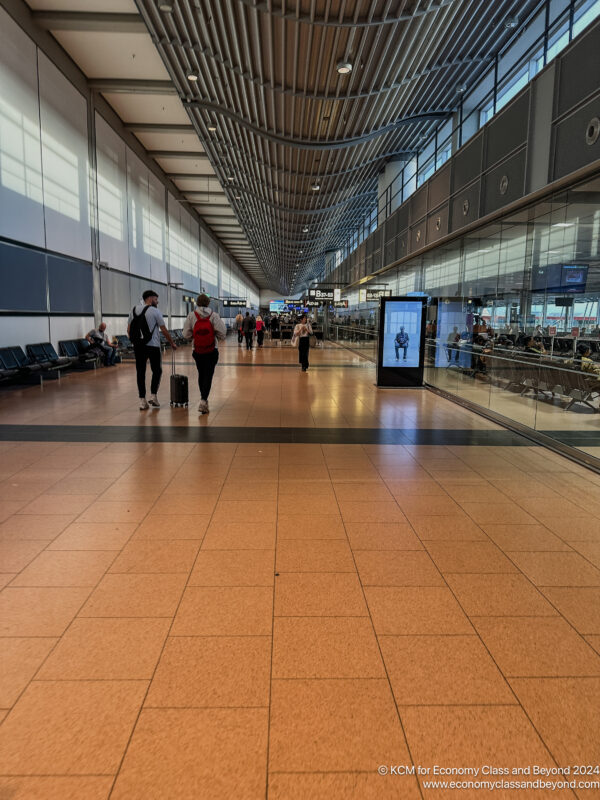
[292,314,313,372]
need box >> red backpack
[193,310,215,354]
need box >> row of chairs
[0,341,98,386]
[486,352,600,412]
[0,330,189,388]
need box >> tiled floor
[0,342,599,799]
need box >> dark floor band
[0,423,586,446]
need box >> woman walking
[256,315,265,347]
[292,314,312,372]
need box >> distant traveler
[86,322,117,366]
[395,327,409,360]
[446,326,460,362]
[524,336,544,356]
[235,311,244,345]
[242,312,255,350]
[292,314,313,372]
[256,315,265,348]
[128,290,177,410]
[183,294,226,414]
[572,344,600,375]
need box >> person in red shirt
[256,315,265,348]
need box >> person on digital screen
[394,327,410,360]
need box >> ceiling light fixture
[207,124,217,132]
[336,62,353,75]
[158,2,174,11]
[456,83,468,94]
[187,71,199,82]
[227,176,234,181]
[311,183,320,191]
[504,16,519,28]
[302,226,309,233]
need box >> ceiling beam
[168,173,220,180]
[32,12,147,33]
[126,123,195,133]
[147,151,210,159]
[89,79,177,94]
[186,201,231,208]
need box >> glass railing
[329,324,378,362]
[424,340,600,454]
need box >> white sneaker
[198,400,209,414]
[148,395,160,408]
[139,398,149,410]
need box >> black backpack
[129,305,155,345]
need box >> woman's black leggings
[298,337,309,369]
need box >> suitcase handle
[171,349,175,376]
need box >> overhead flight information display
[377,296,427,387]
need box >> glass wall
[336,172,600,465]
[328,0,600,270]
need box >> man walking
[183,294,226,414]
[128,290,177,410]
[242,312,255,350]
[395,326,410,360]
[86,322,117,365]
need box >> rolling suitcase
[169,352,188,407]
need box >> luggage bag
[169,352,188,407]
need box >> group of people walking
[128,293,313,415]
[235,312,266,349]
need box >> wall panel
[48,255,93,313]
[96,114,129,271]
[0,316,49,351]
[49,315,95,349]
[0,240,47,311]
[39,53,92,262]
[0,8,45,248]
[127,148,152,279]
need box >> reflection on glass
[336,173,600,463]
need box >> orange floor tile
[0,343,599,798]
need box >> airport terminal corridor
[1,346,599,799]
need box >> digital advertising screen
[269,300,285,313]
[561,265,588,293]
[377,297,427,388]
[531,264,588,293]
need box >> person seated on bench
[523,336,544,357]
[86,322,117,366]
[572,344,600,375]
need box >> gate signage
[308,288,334,301]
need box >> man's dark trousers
[134,345,162,397]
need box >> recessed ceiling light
[187,71,199,82]
[302,226,309,233]
[311,183,320,191]
[234,194,241,200]
[158,2,174,11]
[456,83,468,94]
[207,124,217,131]
[227,176,234,181]
[336,62,353,75]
